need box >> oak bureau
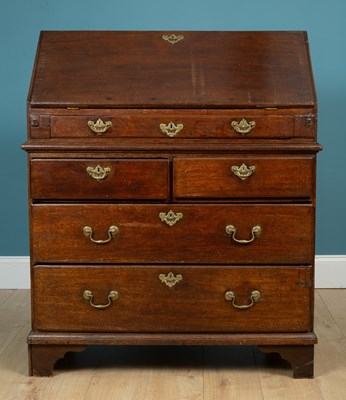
[22,31,322,377]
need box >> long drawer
[50,113,294,139]
[30,158,169,200]
[29,109,316,139]
[173,156,314,199]
[33,265,312,333]
[31,204,314,264]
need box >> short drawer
[33,265,312,333]
[31,204,314,264]
[173,156,314,199]
[30,159,169,200]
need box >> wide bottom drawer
[33,265,312,333]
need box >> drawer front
[49,111,297,139]
[31,204,314,264]
[173,156,314,199]
[30,159,169,200]
[33,265,312,333]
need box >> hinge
[264,107,278,110]
[66,107,80,110]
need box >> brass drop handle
[231,119,256,135]
[159,121,184,137]
[87,118,112,134]
[225,225,261,244]
[83,225,119,244]
[225,290,261,310]
[83,290,118,309]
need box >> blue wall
[1,0,345,255]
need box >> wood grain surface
[31,158,169,200]
[32,265,312,333]
[31,204,314,264]
[1,289,345,398]
[23,31,321,379]
[28,31,316,108]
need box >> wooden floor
[0,290,345,399]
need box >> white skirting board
[0,256,345,289]
[0,257,31,289]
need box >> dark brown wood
[28,344,86,376]
[173,155,314,199]
[50,113,295,139]
[23,31,321,378]
[30,158,169,200]
[31,204,314,264]
[258,345,314,378]
[22,140,323,154]
[294,114,317,138]
[28,331,318,346]
[28,31,316,109]
[28,107,317,140]
[32,265,312,332]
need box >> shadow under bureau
[22,31,322,377]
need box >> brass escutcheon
[305,118,313,128]
[231,164,256,181]
[159,272,183,288]
[162,34,184,44]
[159,210,183,227]
[225,290,261,310]
[86,165,111,181]
[87,118,112,134]
[231,119,256,135]
[159,121,184,137]
[83,225,119,244]
[225,224,261,244]
[83,290,118,309]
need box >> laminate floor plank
[2,341,104,400]
[0,289,16,306]
[250,291,342,400]
[204,345,263,400]
[142,346,204,400]
[0,289,30,353]
[318,289,346,337]
[315,290,344,341]
[318,289,346,319]
[253,345,323,400]
[312,291,346,400]
[0,322,32,400]
[83,346,152,400]
[0,289,346,400]
[22,349,100,400]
